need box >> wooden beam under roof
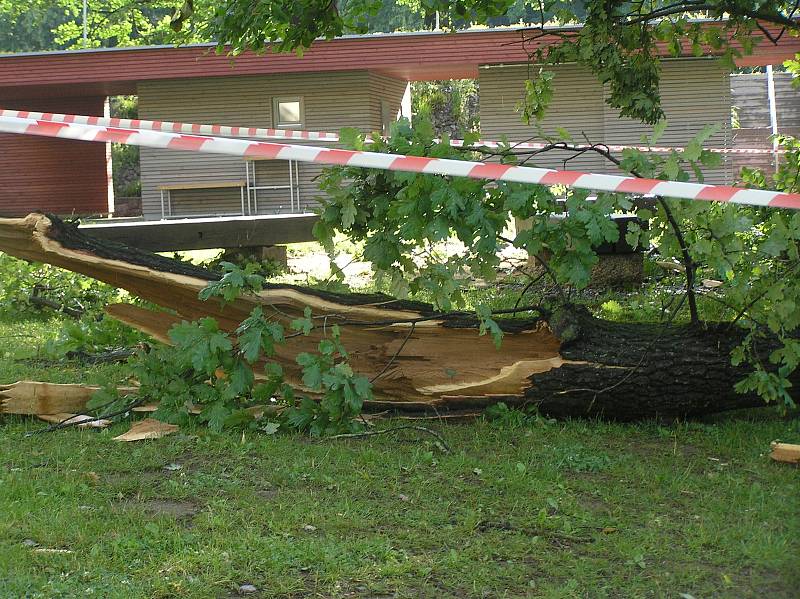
[80,213,318,251]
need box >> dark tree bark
[526,308,773,420]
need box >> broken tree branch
[0,214,787,420]
[27,294,83,319]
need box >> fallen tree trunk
[0,213,788,420]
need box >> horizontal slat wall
[479,59,732,184]
[731,128,775,173]
[480,64,610,175]
[732,72,800,129]
[138,71,406,219]
[0,96,109,217]
[168,187,244,217]
[371,73,410,131]
[601,60,731,184]
[250,160,306,215]
[730,72,800,176]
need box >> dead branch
[27,294,83,319]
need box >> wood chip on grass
[770,442,800,464]
[113,418,179,442]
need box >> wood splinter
[770,442,800,464]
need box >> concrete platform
[79,213,319,252]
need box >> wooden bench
[158,181,246,219]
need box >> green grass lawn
[1,315,799,598]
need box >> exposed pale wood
[770,442,800,464]
[0,380,137,415]
[113,418,179,441]
[0,215,558,403]
[105,302,562,402]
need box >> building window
[273,97,304,129]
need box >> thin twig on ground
[328,425,451,453]
[25,398,147,436]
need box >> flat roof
[0,22,795,100]
[0,25,565,59]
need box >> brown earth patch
[577,495,612,514]
[118,498,200,521]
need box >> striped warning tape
[0,109,339,142]
[0,108,785,155]
[0,113,797,210]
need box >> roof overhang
[0,22,797,100]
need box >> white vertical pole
[401,82,412,121]
[288,159,294,212]
[295,160,300,211]
[246,160,253,215]
[766,64,780,171]
[104,96,114,216]
[82,0,88,47]
[435,11,440,30]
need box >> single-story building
[0,22,797,227]
[136,70,410,219]
[480,59,736,183]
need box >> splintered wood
[0,214,562,407]
[112,418,179,441]
[770,442,800,465]
[0,381,136,415]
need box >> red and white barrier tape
[0,113,797,210]
[0,109,339,142]
[448,139,786,155]
[0,109,784,155]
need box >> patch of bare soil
[254,486,278,500]
[577,494,612,514]
[118,498,199,520]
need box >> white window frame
[272,96,305,129]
